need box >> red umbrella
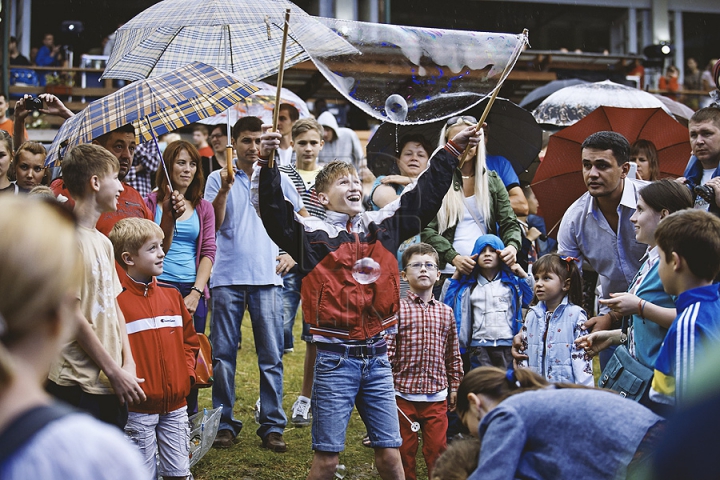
[532,106,690,237]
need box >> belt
[316,341,387,358]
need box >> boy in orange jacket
[109,218,199,480]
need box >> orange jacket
[117,273,199,414]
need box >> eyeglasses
[209,133,226,140]
[405,262,438,271]
[446,115,477,127]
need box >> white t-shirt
[441,195,487,275]
[48,227,123,394]
[1,413,147,479]
[277,147,293,167]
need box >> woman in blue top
[576,180,692,405]
[145,141,216,413]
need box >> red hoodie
[117,272,199,415]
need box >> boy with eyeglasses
[387,243,463,480]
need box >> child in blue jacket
[522,253,593,385]
[443,234,532,370]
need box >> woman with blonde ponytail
[456,366,664,479]
[422,117,522,299]
[0,196,145,479]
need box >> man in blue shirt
[35,33,62,67]
[557,131,647,334]
[205,116,299,453]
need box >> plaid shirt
[387,291,463,395]
[126,142,162,198]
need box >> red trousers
[396,396,448,480]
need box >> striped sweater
[651,283,720,406]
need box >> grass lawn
[190,311,429,479]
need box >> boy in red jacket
[109,218,199,480]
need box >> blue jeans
[280,272,302,351]
[311,349,402,452]
[210,285,287,439]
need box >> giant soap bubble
[295,18,527,125]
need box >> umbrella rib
[147,27,184,78]
[636,109,659,137]
[227,25,234,73]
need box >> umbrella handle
[268,8,291,169]
[226,145,234,177]
[459,29,529,165]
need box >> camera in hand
[26,96,44,112]
[685,179,715,204]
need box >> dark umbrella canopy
[519,78,589,111]
[367,98,542,177]
[532,106,690,236]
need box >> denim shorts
[124,407,190,478]
[311,349,402,452]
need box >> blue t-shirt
[651,283,720,405]
[486,154,519,190]
[154,205,199,283]
[205,167,283,287]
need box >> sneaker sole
[292,419,311,427]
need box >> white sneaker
[254,398,261,425]
[291,396,311,427]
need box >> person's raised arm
[490,174,521,266]
[206,168,233,231]
[256,127,306,260]
[158,187,186,253]
[371,183,400,209]
[387,126,481,251]
[507,186,529,217]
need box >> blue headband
[505,368,521,388]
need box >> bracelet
[638,300,646,319]
[191,286,203,296]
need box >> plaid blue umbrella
[45,62,258,167]
[102,0,357,82]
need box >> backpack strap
[0,402,76,466]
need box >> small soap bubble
[385,94,408,123]
[352,258,381,285]
[334,464,347,479]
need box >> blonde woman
[422,116,522,298]
[0,197,145,478]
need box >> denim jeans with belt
[210,285,287,439]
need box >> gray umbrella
[532,80,672,128]
[519,78,589,111]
